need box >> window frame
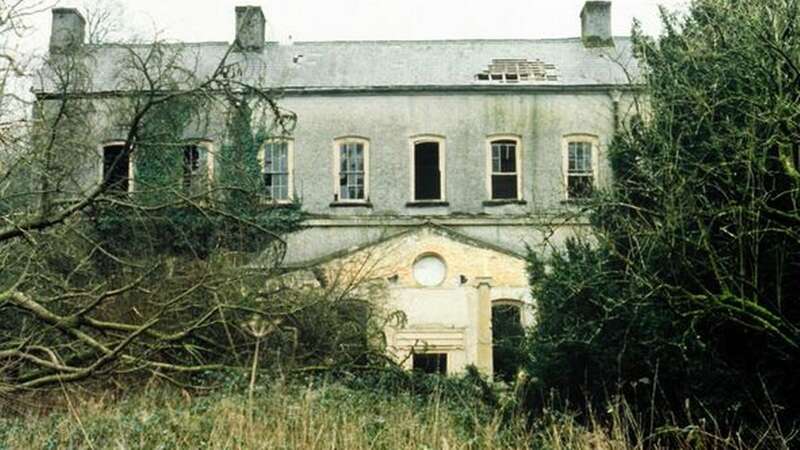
[99,140,134,193]
[562,133,600,201]
[258,137,294,203]
[485,134,523,202]
[332,136,370,204]
[409,134,447,203]
[182,139,216,194]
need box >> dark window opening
[183,145,201,191]
[567,175,594,198]
[492,304,525,382]
[492,175,518,199]
[491,140,518,200]
[414,142,441,201]
[102,145,130,193]
[412,353,447,375]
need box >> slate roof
[36,37,641,95]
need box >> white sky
[22,0,689,51]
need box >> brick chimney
[235,6,266,52]
[581,1,613,47]
[50,8,86,53]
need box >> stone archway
[491,299,526,382]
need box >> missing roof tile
[476,58,559,83]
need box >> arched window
[410,135,446,202]
[333,137,369,203]
[486,135,522,201]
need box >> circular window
[413,254,447,287]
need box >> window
[182,145,200,190]
[260,139,293,202]
[412,353,447,375]
[410,136,446,202]
[101,143,131,193]
[181,141,215,195]
[412,254,447,287]
[492,302,525,382]
[333,138,369,202]
[487,137,522,200]
[563,136,598,200]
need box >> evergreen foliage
[526,0,800,437]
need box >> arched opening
[492,301,525,382]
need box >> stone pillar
[475,277,493,376]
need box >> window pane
[492,142,516,174]
[568,175,594,199]
[568,142,592,173]
[492,174,518,199]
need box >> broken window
[492,303,525,382]
[182,145,201,191]
[413,141,443,201]
[475,58,559,83]
[262,140,292,201]
[102,143,131,193]
[336,140,367,201]
[412,353,447,375]
[490,139,519,200]
[567,141,595,199]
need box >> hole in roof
[476,58,559,83]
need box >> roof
[36,37,641,95]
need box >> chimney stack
[235,6,266,52]
[580,1,613,47]
[50,8,86,53]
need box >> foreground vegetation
[1,371,790,450]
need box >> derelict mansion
[39,2,639,376]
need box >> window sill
[560,198,593,205]
[330,201,373,208]
[482,199,527,206]
[406,201,450,208]
[259,200,297,208]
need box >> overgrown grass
[0,375,789,449]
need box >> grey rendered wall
[281,91,618,215]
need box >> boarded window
[263,141,290,201]
[339,142,365,200]
[567,142,594,199]
[491,140,518,200]
[412,353,447,375]
[102,144,130,192]
[414,142,441,200]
